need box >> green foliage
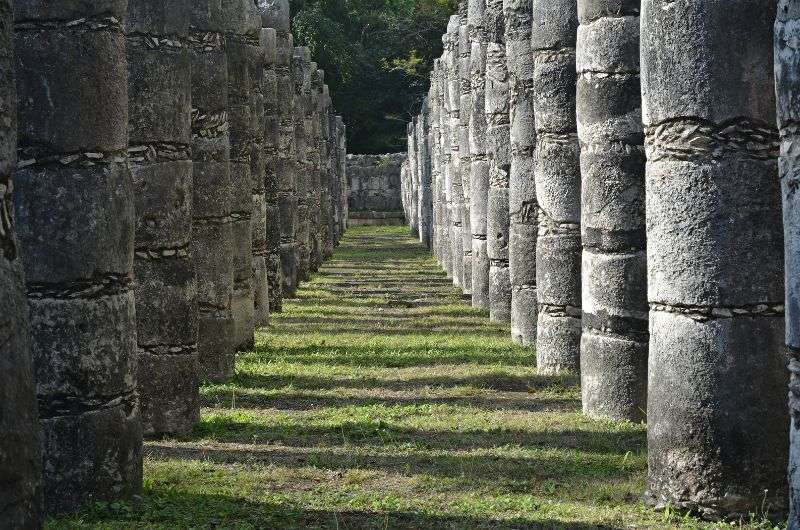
[290,0,456,153]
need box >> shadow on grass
[186,418,645,455]
[52,489,626,530]
[145,443,642,490]
[201,391,581,413]
[243,348,534,368]
[226,372,566,392]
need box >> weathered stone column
[531,0,581,373]
[14,0,141,512]
[469,0,490,310]
[293,47,312,282]
[447,16,464,289]
[486,0,511,322]
[251,27,270,327]
[323,91,335,259]
[506,0,536,346]
[337,116,348,236]
[189,0,235,381]
[778,3,800,522]
[642,0,786,518]
[309,67,324,272]
[458,5,473,296]
[261,27,283,313]
[127,0,198,437]
[430,61,444,264]
[576,0,646,421]
[0,1,42,521]
[418,98,434,249]
[260,0,296,299]
[408,119,420,236]
[225,1,260,351]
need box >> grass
[48,226,782,529]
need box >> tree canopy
[290,0,457,154]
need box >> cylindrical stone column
[469,0,490,310]
[127,0,199,437]
[251,26,270,327]
[261,26,283,314]
[323,91,335,260]
[506,0,536,346]
[293,47,312,283]
[308,67,324,273]
[531,0,581,373]
[430,62,444,264]
[190,1,235,381]
[0,1,42,521]
[777,2,800,524]
[408,119,419,236]
[224,1,260,351]
[458,5,474,296]
[642,0,787,518]
[486,0,511,322]
[446,17,464,288]
[418,99,434,249]
[577,0,647,422]
[14,0,142,512]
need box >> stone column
[251,26,270,327]
[447,16,464,289]
[439,51,454,278]
[14,0,141,512]
[320,83,334,261]
[261,27,283,313]
[531,0,581,373]
[778,3,800,521]
[642,0,786,518]
[486,0,511,322]
[224,1,260,351]
[293,47,312,282]
[469,0,490,310]
[506,0,536,346]
[418,98,434,250]
[309,67,324,272]
[430,62,443,264]
[458,5,473,296]
[407,119,419,235]
[0,0,42,521]
[189,0,235,382]
[336,116,348,235]
[577,0,646,421]
[127,0,198,437]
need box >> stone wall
[347,153,406,225]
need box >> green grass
[48,226,782,529]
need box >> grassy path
[51,226,769,529]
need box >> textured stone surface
[777,1,800,525]
[13,0,141,512]
[576,0,646,422]
[293,47,312,282]
[486,0,511,321]
[225,0,260,351]
[505,0,536,345]
[347,154,406,220]
[531,0,581,373]
[127,0,199,439]
[642,0,786,518]
[0,0,42,522]
[469,0,490,310]
[190,0,235,382]
[458,5,473,296]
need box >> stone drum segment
[13,0,142,512]
[127,0,199,438]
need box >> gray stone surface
[225,0,260,351]
[469,0,490,310]
[293,47,312,282]
[531,0,581,373]
[127,0,199,438]
[458,5,473,296]
[417,99,434,249]
[486,0,511,322]
[13,0,141,512]
[642,0,786,518]
[777,2,800,519]
[347,153,406,221]
[309,68,324,272]
[0,0,42,521]
[506,0,536,345]
[190,0,235,381]
[577,0,646,422]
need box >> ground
[49,226,782,529]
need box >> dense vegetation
[290,0,456,154]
